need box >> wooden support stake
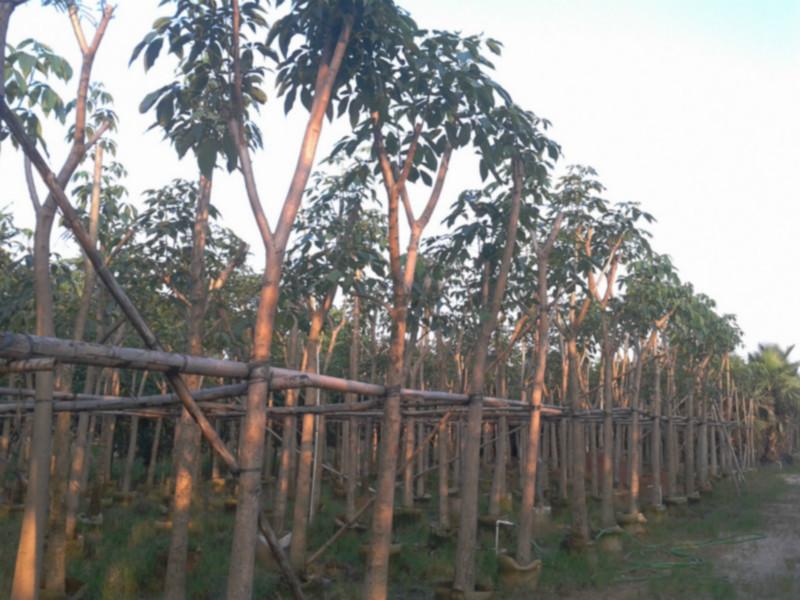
[305,411,452,567]
[258,514,306,600]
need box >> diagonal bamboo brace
[0,100,239,473]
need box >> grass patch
[1,466,795,599]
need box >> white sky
[1,0,799,355]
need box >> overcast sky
[2,0,799,354]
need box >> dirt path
[714,472,800,599]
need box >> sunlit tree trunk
[273,320,299,535]
[454,163,522,592]
[627,344,645,516]
[650,356,664,507]
[600,322,616,528]
[165,174,212,600]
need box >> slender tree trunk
[290,297,333,571]
[273,323,300,535]
[12,204,57,600]
[165,174,212,600]
[685,386,696,497]
[627,345,645,516]
[697,391,709,490]
[345,296,361,521]
[454,164,522,592]
[600,325,615,527]
[651,356,663,507]
[488,359,508,516]
[516,234,558,563]
[146,418,163,489]
[567,336,590,546]
[488,416,508,515]
[402,419,415,508]
[225,10,352,597]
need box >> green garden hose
[613,531,767,582]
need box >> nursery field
[1,1,797,600]
[3,461,796,599]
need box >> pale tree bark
[697,388,710,490]
[435,334,450,529]
[273,319,300,534]
[290,292,335,571]
[9,6,114,596]
[364,121,452,598]
[121,372,148,495]
[225,4,353,595]
[600,336,616,527]
[488,355,508,516]
[516,213,561,563]
[63,144,106,541]
[685,382,696,497]
[344,295,361,521]
[165,174,212,600]
[402,419,415,508]
[665,348,678,498]
[650,354,664,507]
[454,161,523,592]
[566,334,590,546]
[626,343,646,516]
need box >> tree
[2,3,114,597]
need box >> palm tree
[747,344,800,460]
[748,344,800,419]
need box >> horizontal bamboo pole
[0,332,557,411]
[0,333,250,378]
[0,383,248,414]
[0,358,55,373]
[0,103,239,471]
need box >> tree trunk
[165,174,212,600]
[567,336,590,546]
[345,296,361,521]
[697,392,709,490]
[516,237,557,563]
[290,296,333,571]
[651,356,663,507]
[627,345,645,516]
[146,417,163,488]
[121,416,140,495]
[273,322,300,535]
[11,173,58,600]
[454,164,522,592]
[685,387,696,497]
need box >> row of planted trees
[1,1,798,599]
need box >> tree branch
[162,274,191,307]
[104,224,138,267]
[67,3,89,55]
[415,145,452,231]
[209,242,249,293]
[24,155,41,214]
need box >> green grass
[1,465,795,599]
[530,465,797,600]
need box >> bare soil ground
[714,472,800,599]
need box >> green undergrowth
[0,465,795,599]
[531,464,797,600]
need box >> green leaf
[197,139,217,177]
[139,87,166,114]
[250,87,267,104]
[144,38,164,71]
[152,16,171,32]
